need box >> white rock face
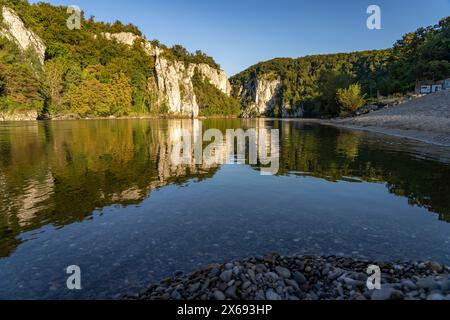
[236,75,305,118]
[102,32,139,46]
[237,77,282,116]
[103,32,232,117]
[154,56,199,116]
[1,7,46,64]
[254,78,282,114]
[0,110,38,121]
[196,63,231,96]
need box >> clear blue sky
[31,0,450,75]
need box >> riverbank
[325,90,450,147]
[0,112,241,122]
[127,254,450,301]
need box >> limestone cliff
[232,74,303,118]
[0,6,231,119]
[0,7,46,65]
[0,110,38,121]
[103,32,232,117]
[235,76,282,116]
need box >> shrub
[336,84,366,113]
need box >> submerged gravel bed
[127,254,450,301]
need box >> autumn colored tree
[109,73,133,115]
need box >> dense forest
[0,0,223,117]
[231,16,450,118]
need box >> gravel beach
[127,254,450,301]
[327,91,450,146]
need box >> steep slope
[0,1,237,120]
[0,7,45,64]
[0,6,44,120]
[231,52,391,118]
[231,16,450,119]
[103,32,232,117]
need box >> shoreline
[0,116,242,122]
[321,121,450,147]
[127,254,450,301]
[322,90,450,147]
[0,113,242,122]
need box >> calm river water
[0,119,449,299]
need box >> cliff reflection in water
[0,119,449,258]
[0,119,228,257]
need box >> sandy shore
[325,90,450,147]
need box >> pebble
[417,278,440,291]
[226,286,238,299]
[401,279,417,291]
[293,272,307,285]
[209,268,220,278]
[265,290,282,301]
[220,270,233,283]
[442,280,450,292]
[255,290,265,300]
[213,290,226,300]
[371,288,404,301]
[328,269,344,281]
[285,279,300,291]
[266,272,279,281]
[275,267,291,278]
[429,262,444,273]
[188,283,201,293]
[256,264,267,273]
[427,293,445,300]
[170,290,182,300]
[242,281,252,291]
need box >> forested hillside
[0,0,236,118]
[1,0,449,119]
[231,17,450,118]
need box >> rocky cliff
[0,7,45,65]
[0,6,232,119]
[234,76,282,117]
[232,74,303,118]
[103,32,232,117]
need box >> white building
[417,78,450,94]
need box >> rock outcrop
[0,110,38,121]
[103,32,232,117]
[0,7,46,64]
[236,77,282,116]
[0,7,231,119]
[154,57,200,116]
[233,75,303,118]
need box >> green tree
[45,58,65,109]
[192,71,241,117]
[336,84,366,114]
[109,73,133,115]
